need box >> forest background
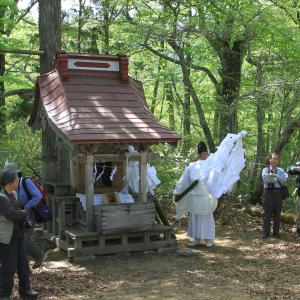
[0,0,299,215]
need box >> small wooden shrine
[29,52,180,259]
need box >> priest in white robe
[174,142,218,247]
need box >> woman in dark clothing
[261,153,288,238]
[0,168,38,300]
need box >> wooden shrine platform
[45,224,176,259]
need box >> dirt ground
[13,202,300,300]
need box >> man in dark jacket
[287,162,300,238]
[0,167,38,299]
[4,164,46,269]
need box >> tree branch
[0,88,35,100]
[274,117,300,154]
[0,49,44,55]
[5,0,38,36]
[143,43,220,93]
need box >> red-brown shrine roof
[29,52,180,145]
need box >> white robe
[198,131,247,198]
[174,160,218,219]
[174,160,217,240]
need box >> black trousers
[263,189,283,236]
[0,236,31,297]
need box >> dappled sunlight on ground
[11,200,299,300]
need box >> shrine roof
[29,52,180,145]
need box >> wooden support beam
[94,154,123,162]
[85,154,95,231]
[140,152,148,203]
[70,154,79,193]
[0,49,45,55]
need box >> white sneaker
[205,240,213,248]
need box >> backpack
[21,177,53,223]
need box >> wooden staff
[174,179,199,203]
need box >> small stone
[177,247,201,257]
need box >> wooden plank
[43,110,75,151]
[64,77,122,86]
[63,84,133,94]
[70,155,78,193]
[65,127,172,135]
[68,106,146,114]
[65,92,138,101]
[67,238,176,258]
[140,152,148,203]
[68,100,140,107]
[58,201,66,239]
[58,117,154,126]
[93,154,123,162]
[60,122,163,132]
[100,203,156,234]
[85,154,95,231]
[99,202,155,212]
[55,112,149,122]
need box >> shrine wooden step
[64,224,176,258]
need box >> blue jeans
[0,237,31,297]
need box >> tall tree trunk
[182,49,191,143]
[151,41,164,113]
[150,59,162,113]
[103,0,110,54]
[165,82,175,131]
[217,39,246,141]
[274,117,300,154]
[77,0,84,52]
[182,90,191,136]
[159,88,165,121]
[39,0,61,74]
[168,40,215,152]
[182,28,191,143]
[248,58,265,190]
[0,5,6,135]
[0,52,5,135]
[88,27,100,54]
[212,109,219,141]
[265,110,273,154]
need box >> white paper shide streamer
[198,130,247,198]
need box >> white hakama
[174,160,218,242]
[187,214,215,240]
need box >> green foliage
[0,119,41,176]
[6,95,33,120]
[0,0,299,212]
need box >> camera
[21,220,33,230]
[267,183,275,190]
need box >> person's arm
[275,168,288,184]
[287,165,300,175]
[24,179,42,210]
[262,167,276,184]
[174,167,190,195]
[0,195,27,221]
